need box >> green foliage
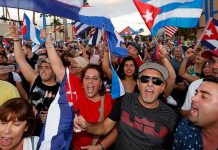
[50,18,62,26]
[175,28,197,40]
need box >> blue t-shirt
[172,119,203,150]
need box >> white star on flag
[205,29,214,37]
[143,9,153,23]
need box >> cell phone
[0,65,15,74]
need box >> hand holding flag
[9,22,19,39]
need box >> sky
[0,0,150,35]
[89,0,150,34]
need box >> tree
[50,16,62,40]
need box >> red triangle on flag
[202,19,218,40]
[133,0,161,30]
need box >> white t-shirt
[181,78,203,111]
[23,136,39,150]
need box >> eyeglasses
[139,75,164,86]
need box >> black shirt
[29,75,59,111]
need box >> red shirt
[67,73,114,149]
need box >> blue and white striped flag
[74,21,89,36]
[37,69,74,150]
[136,0,204,35]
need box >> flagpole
[193,17,212,51]
[6,7,11,21]
[153,36,159,46]
[102,23,105,44]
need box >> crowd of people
[0,21,218,150]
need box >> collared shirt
[172,119,203,150]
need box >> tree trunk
[63,18,68,40]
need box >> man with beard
[172,76,218,150]
[74,62,177,150]
[180,50,218,117]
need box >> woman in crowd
[40,30,117,150]
[71,64,116,150]
[102,50,139,93]
[201,61,212,78]
[0,98,37,150]
[179,48,207,83]
[117,56,139,93]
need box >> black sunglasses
[139,75,164,86]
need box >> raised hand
[9,22,19,38]
[185,48,195,59]
[158,45,169,60]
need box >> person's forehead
[124,60,134,65]
[139,68,162,77]
[39,62,50,66]
[85,68,100,76]
[211,56,218,61]
[128,44,135,49]
[174,47,181,51]
[198,81,218,95]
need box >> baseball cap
[138,62,169,81]
[128,42,141,52]
[201,50,218,59]
[37,58,50,66]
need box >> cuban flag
[201,18,218,50]
[73,21,89,36]
[0,0,127,57]
[88,29,103,46]
[133,0,204,35]
[37,69,74,150]
[22,13,44,45]
[119,26,135,36]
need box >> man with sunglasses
[74,62,177,150]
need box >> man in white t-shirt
[180,50,218,117]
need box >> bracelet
[99,143,105,150]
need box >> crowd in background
[0,22,218,150]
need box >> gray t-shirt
[115,93,177,150]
